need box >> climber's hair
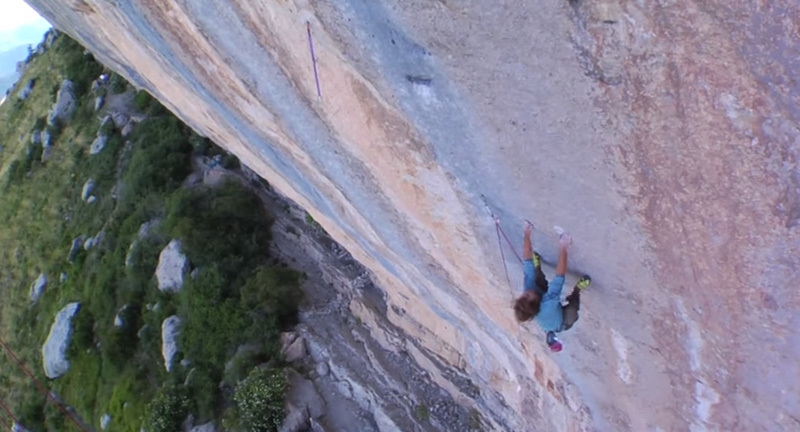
[513,291,540,322]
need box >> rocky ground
[214,162,489,432]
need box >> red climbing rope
[0,337,88,432]
[0,396,19,430]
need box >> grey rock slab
[12,423,31,432]
[90,135,107,155]
[42,130,51,147]
[81,179,94,201]
[161,315,182,372]
[17,79,34,100]
[47,80,76,126]
[283,336,306,363]
[42,302,81,378]
[29,272,47,302]
[67,236,84,263]
[100,414,111,430]
[121,121,135,137]
[111,112,129,128]
[94,95,104,111]
[315,361,329,377]
[286,369,326,419]
[189,423,216,432]
[156,240,189,292]
[86,195,97,204]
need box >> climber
[513,221,590,352]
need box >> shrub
[234,368,287,432]
[144,387,190,432]
[164,182,272,280]
[222,153,240,169]
[119,116,192,212]
[178,266,248,368]
[134,90,153,111]
[69,308,95,357]
[240,266,303,327]
[33,116,46,131]
[58,36,103,96]
[109,72,127,94]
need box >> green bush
[178,266,248,368]
[234,368,287,432]
[222,153,240,169]
[119,116,192,213]
[58,36,103,96]
[109,72,127,94]
[33,116,46,131]
[69,307,95,357]
[144,387,190,432]
[240,266,303,327]
[164,182,272,280]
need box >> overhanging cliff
[26,0,800,430]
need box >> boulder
[280,367,330,432]
[47,80,76,126]
[114,304,131,328]
[17,79,34,100]
[94,96,104,111]
[91,79,102,93]
[111,112,129,128]
[86,195,97,204]
[29,273,47,302]
[315,361,329,377]
[189,422,216,432]
[90,135,107,155]
[12,423,31,432]
[161,315,182,372]
[283,336,306,363]
[83,236,95,251]
[67,236,85,263]
[30,130,41,145]
[45,30,59,47]
[60,273,67,283]
[42,302,81,378]
[100,414,111,430]
[42,130,52,147]
[156,240,189,292]
[121,121,136,137]
[81,179,94,201]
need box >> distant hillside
[0,21,51,52]
[0,44,29,94]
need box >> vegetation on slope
[0,30,302,431]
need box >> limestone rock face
[26,1,800,430]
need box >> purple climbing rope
[306,22,322,98]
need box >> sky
[0,0,51,50]
[0,0,48,32]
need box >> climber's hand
[559,233,573,248]
[524,221,533,237]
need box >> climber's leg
[561,275,590,331]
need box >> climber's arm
[555,234,571,276]
[555,246,567,276]
[523,221,533,260]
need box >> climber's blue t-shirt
[523,259,565,332]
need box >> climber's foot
[576,275,591,290]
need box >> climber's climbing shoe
[576,275,591,290]
[533,252,542,269]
